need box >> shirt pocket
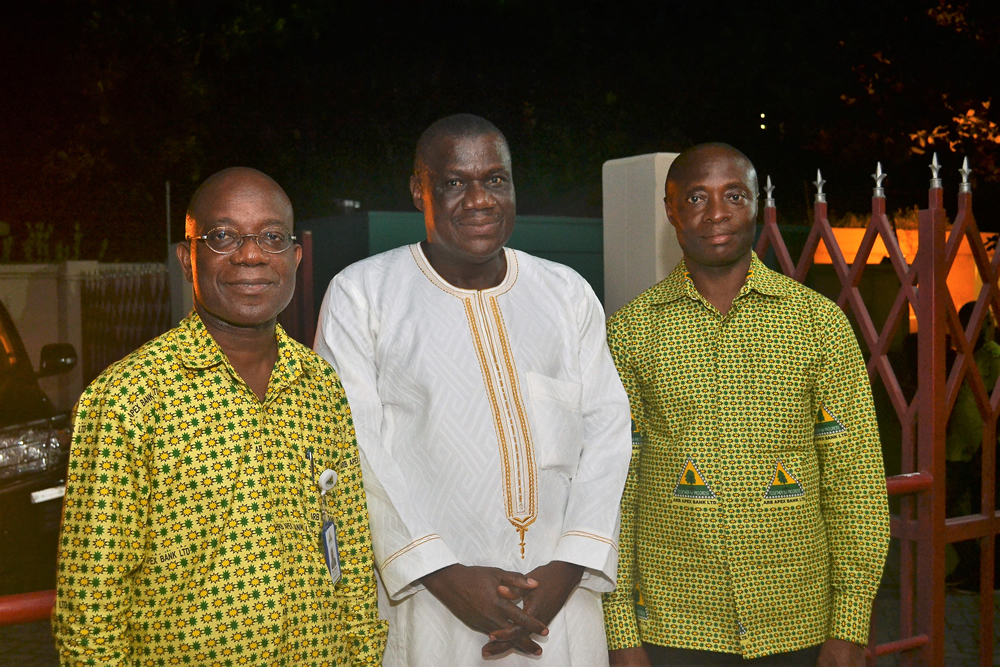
[526,371,584,477]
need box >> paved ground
[869,588,1000,666]
[0,620,57,667]
[940,591,1000,667]
[869,539,1000,667]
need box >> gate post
[601,152,682,317]
[915,186,947,666]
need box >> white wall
[602,153,683,318]
[0,262,171,413]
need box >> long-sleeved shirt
[315,244,632,666]
[602,254,889,659]
[53,313,387,666]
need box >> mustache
[456,212,503,224]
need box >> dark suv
[0,299,77,596]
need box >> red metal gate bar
[917,179,948,667]
[0,589,55,626]
[276,229,315,346]
[753,156,1000,666]
[301,229,316,347]
[886,473,933,495]
[869,634,930,658]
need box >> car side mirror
[37,343,78,378]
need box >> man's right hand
[421,563,549,641]
[609,646,652,667]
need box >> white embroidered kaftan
[314,244,631,666]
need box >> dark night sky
[1,0,998,261]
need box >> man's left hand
[481,560,584,657]
[816,638,865,667]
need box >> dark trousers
[644,643,822,667]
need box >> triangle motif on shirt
[633,583,649,620]
[630,417,643,448]
[763,459,805,503]
[672,457,717,505]
[814,405,846,439]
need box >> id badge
[321,520,342,585]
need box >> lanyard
[307,448,341,585]
[306,448,331,525]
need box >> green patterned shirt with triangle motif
[602,254,889,659]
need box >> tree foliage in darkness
[1,0,997,261]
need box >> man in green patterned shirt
[53,168,387,665]
[603,144,889,666]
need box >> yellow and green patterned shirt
[602,254,889,659]
[53,313,387,666]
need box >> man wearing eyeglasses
[53,167,387,666]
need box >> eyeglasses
[187,226,297,255]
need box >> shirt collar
[175,313,225,369]
[176,312,315,383]
[743,252,794,298]
[649,252,792,305]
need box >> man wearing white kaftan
[314,240,631,665]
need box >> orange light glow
[813,228,995,332]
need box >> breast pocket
[526,372,584,477]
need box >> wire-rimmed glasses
[187,226,297,255]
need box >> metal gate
[80,264,172,385]
[755,156,997,666]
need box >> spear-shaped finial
[872,162,886,198]
[959,156,972,193]
[813,169,826,203]
[929,152,942,189]
[764,175,775,207]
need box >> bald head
[186,167,293,236]
[414,114,509,177]
[177,166,300,332]
[663,142,759,272]
[666,143,758,198]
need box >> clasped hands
[421,560,584,658]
